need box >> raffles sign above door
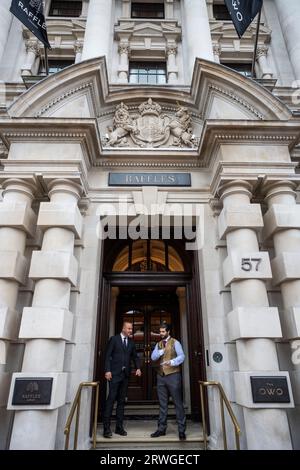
[108,173,192,187]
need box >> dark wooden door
[116,290,180,403]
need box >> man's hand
[162,360,171,366]
[105,372,112,381]
[135,369,142,377]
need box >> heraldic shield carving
[106,99,196,148]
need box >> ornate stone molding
[256,45,269,60]
[208,84,264,120]
[35,82,93,117]
[118,43,131,56]
[25,39,40,56]
[213,44,221,58]
[166,45,178,57]
[95,161,200,169]
[74,40,83,54]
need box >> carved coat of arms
[106,99,195,148]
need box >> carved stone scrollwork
[106,99,196,149]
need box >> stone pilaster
[166,45,178,84]
[218,180,293,450]
[74,41,83,64]
[9,179,83,450]
[81,0,113,61]
[256,46,273,79]
[118,43,130,83]
[21,40,40,76]
[183,0,214,80]
[213,44,221,64]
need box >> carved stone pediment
[105,99,196,149]
[115,19,181,42]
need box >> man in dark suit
[103,321,141,437]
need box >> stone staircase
[93,419,206,450]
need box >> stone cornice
[198,120,300,167]
[0,118,102,170]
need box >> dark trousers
[103,374,128,429]
[157,372,186,433]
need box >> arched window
[112,240,185,272]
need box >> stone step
[94,420,206,450]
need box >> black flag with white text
[10,0,50,48]
[224,0,263,38]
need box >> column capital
[166,45,178,57]
[74,40,83,54]
[213,44,221,58]
[217,180,254,202]
[256,45,268,60]
[263,180,298,204]
[47,179,84,201]
[1,178,36,201]
[25,39,40,56]
[118,43,130,56]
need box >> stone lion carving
[106,99,196,148]
[107,102,138,147]
[167,105,195,148]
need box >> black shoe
[179,432,186,441]
[103,427,112,438]
[150,430,166,438]
[115,428,127,436]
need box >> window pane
[131,2,165,19]
[129,62,167,85]
[49,1,82,17]
[148,75,157,85]
[213,4,231,21]
[221,62,252,77]
[157,75,166,84]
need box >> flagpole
[44,45,49,76]
[251,8,262,78]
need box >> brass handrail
[199,380,241,450]
[64,381,100,450]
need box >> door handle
[145,350,151,364]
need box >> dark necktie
[123,337,127,348]
[163,340,167,347]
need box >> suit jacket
[104,334,140,382]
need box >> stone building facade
[0,0,300,450]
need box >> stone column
[263,181,300,436]
[21,40,40,76]
[74,41,83,64]
[121,0,131,18]
[81,0,113,61]
[117,43,130,83]
[166,45,178,84]
[165,0,175,19]
[218,180,292,450]
[9,179,83,450]
[256,46,273,79]
[275,0,300,80]
[213,44,221,64]
[183,0,214,80]
[0,179,36,365]
[0,0,13,64]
